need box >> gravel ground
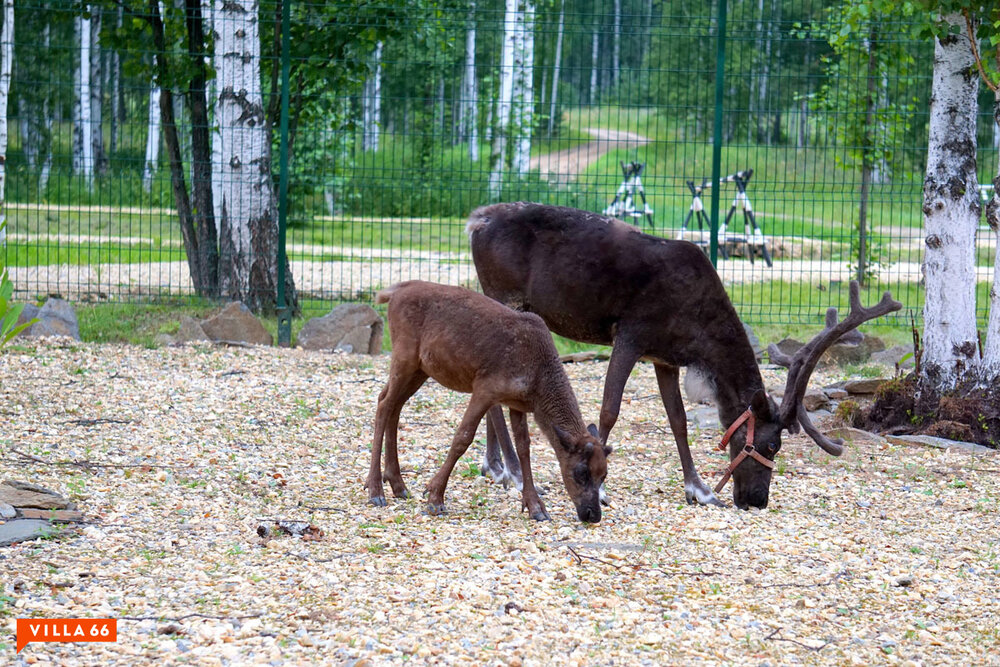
[2,339,999,666]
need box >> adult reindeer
[468,202,901,509]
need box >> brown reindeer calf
[368,280,609,522]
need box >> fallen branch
[11,447,196,472]
[763,627,834,652]
[64,417,134,427]
[119,612,263,623]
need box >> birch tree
[462,1,478,161]
[612,0,620,90]
[73,9,94,190]
[214,0,296,312]
[511,0,534,176]
[488,0,518,198]
[920,12,980,390]
[0,0,11,247]
[142,83,161,191]
[90,8,106,174]
[547,0,564,137]
[362,41,383,152]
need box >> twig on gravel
[759,571,848,589]
[566,546,722,577]
[296,503,348,513]
[763,627,834,651]
[11,447,196,472]
[119,612,264,623]
[289,551,349,563]
[64,417,134,427]
[217,370,246,378]
[337,377,381,384]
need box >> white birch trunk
[90,9,104,173]
[142,84,162,191]
[362,41,383,152]
[512,0,534,176]
[590,29,599,104]
[206,0,223,234]
[488,0,518,198]
[463,2,478,162]
[214,0,289,307]
[921,13,981,390]
[0,0,11,246]
[38,22,52,196]
[73,11,94,189]
[982,101,1000,377]
[547,0,564,136]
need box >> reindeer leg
[381,372,428,500]
[367,362,421,507]
[483,406,524,490]
[509,409,549,521]
[596,340,641,505]
[654,364,724,507]
[425,394,491,516]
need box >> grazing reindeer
[368,280,610,523]
[468,203,901,509]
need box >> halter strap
[713,408,775,494]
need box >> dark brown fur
[368,280,609,522]
[469,203,900,509]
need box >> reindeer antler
[767,281,902,456]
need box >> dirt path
[530,127,650,183]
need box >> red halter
[714,407,775,494]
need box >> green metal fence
[3,1,998,332]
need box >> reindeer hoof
[426,503,447,516]
[369,496,387,507]
[530,509,551,522]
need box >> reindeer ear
[587,424,600,440]
[552,424,573,450]
[749,389,774,421]
[603,445,613,457]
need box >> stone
[870,344,915,369]
[16,509,85,523]
[824,387,849,400]
[843,378,888,395]
[0,519,57,547]
[18,298,80,340]
[824,427,888,446]
[0,502,15,519]
[14,303,40,331]
[742,322,764,361]
[297,304,383,355]
[0,480,74,510]
[201,302,273,347]
[686,405,720,429]
[885,434,996,455]
[172,316,211,345]
[801,390,830,412]
[822,334,887,366]
[683,368,715,405]
[771,337,805,359]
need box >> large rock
[822,334,886,366]
[17,298,80,340]
[201,302,273,347]
[742,322,763,361]
[0,520,57,548]
[870,344,915,369]
[172,316,211,345]
[771,337,805,359]
[0,480,73,510]
[297,304,383,355]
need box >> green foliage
[0,220,37,347]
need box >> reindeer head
[724,282,901,509]
[553,424,611,523]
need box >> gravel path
[2,339,998,664]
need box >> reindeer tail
[375,283,401,305]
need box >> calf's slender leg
[381,371,428,499]
[509,409,549,521]
[483,405,524,490]
[366,361,422,506]
[654,364,724,507]
[425,393,492,515]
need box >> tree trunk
[207,0,223,235]
[73,11,94,190]
[856,29,878,286]
[214,0,297,313]
[512,0,534,176]
[90,8,106,175]
[488,0,518,199]
[38,22,52,196]
[110,6,122,154]
[185,0,218,297]
[547,0,563,137]
[0,0,11,247]
[612,0,620,90]
[462,2,479,161]
[983,98,1000,377]
[589,28,599,104]
[921,13,981,391]
[362,41,383,152]
[142,82,162,191]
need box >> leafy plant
[0,220,36,347]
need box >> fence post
[275,0,292,346]
[709,0,728,267]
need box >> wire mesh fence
[3,1,998,329]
